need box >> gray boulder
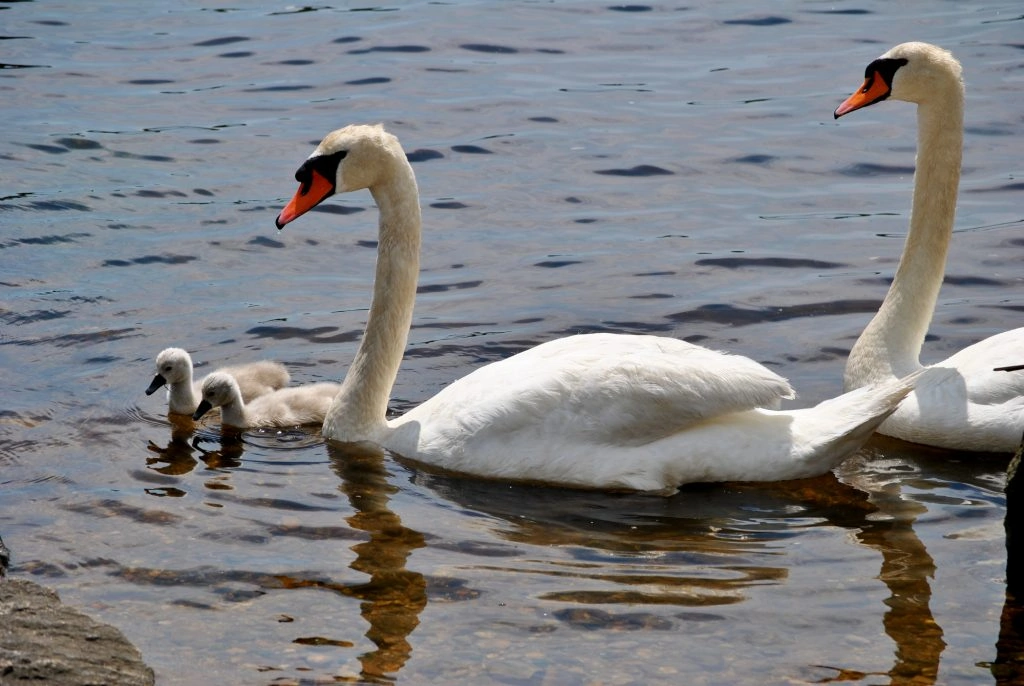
[0,577,155,685]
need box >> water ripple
[192,36,250,47]
[417,280,483,294]
[246,325,361,344]
[667,300,882,327]
[460,43,519,54]
[0,309,72,326]
[0,200,92,213]
[723,16,791,26]
[65,499,183,525]
[594,165,674,177]
[407,149,445,163]
[451,145,492,154]
[695,257,848,270]
[839,162,916,177]
[102,254,198,267]
[347,45,430,55]
[6,327,140,348]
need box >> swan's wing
[885,328,1024,451]
[939,327,1024,405]
[404,333,794,447]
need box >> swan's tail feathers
[831,368,921,420]
[788,369,922,477]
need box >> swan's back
[390,332,794,454]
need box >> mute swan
[274,123,919,493]
[834,42,1024,452]
[192,371,342,429]
[145,347,290,416]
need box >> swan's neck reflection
[858,482,945,684]
[329,442,426,682]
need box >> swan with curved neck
[835,42,1024,452]
[275,123,919,493]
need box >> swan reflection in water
[400,450,954,682]
[138,425,1021,682]
[325,442,427,681]
[144,415,244,477]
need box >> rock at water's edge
[0,578,155,685]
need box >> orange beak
[834,70,892,119]
[275,169,335,229]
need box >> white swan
[274,123,919,493]
[834,42,1024,452]
[192,371,342,429]
[145,347,290,416]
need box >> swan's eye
[864,57,909,89]
[311,150,347,180]
[294,150,346,196]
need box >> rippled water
[2,1,1023,684]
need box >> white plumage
[835,42,1024,452]
[274,123,919,493]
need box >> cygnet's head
[834,41,962,118]
[145,347,193,395]
[275,123,404,229]
[192,371,241,421]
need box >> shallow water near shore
[2,1,1023,683]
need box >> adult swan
[834,42,1024,452]
[275,124,918,493]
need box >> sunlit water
[2,1,1022,684]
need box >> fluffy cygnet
[145,347,290,415]
[192,371,341,429]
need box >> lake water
[2,1,1023,683]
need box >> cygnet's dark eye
[294,150,348,196]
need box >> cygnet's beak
[192,399,214,421]
[145,374,166,395]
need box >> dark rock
[0,578,155,685]
[0,536,9,578]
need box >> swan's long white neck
[845,86,963,388]
[324,160,421,441]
